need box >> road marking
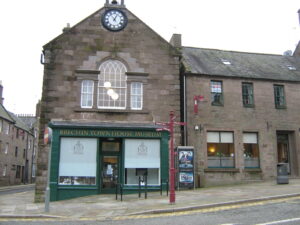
[113,196,300,221]
[256,217,300,225]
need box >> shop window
[81,80,94,108]
[210,81,223,106]
[274,85,286,109]
[59,138,97,185]
[124,139,160,185]
[130,82,143,110]
[242,83,254,107]
[243,133,260,168]
[98,60,127,109]
[207,131,235,168]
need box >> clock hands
[112,14,118,21]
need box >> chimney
[62,23,71,33]
[169,34,182,48]
[0,80,4,105]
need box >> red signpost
[157,111,186,204]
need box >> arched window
[98,60,127,109]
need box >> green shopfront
[48,121,169,201]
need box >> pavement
[0,179,300,220]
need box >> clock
[101,9,128,32]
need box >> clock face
[102,9,127,32]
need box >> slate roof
[181,47,300,82]
[0,104,14,123]
[9,112,31,132]
[0,103,32,132]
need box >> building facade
[0,83,37,186]
[36,1,300,201]
[35,1,181,201]
[181,47,300,187]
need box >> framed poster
[177,146,194,189]
[179,150,193,168]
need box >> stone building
[36,0,181,201]
[0,82,37,186]
[181,47,300,187]
[36,0,300,201]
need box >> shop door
[277,133,290,174]
[102,156,118,190]
[101,139,121,192]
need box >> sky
[0,0,299,115]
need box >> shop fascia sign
[59,129,163,138]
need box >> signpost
[156,111,186,204]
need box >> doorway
[277,133,290,174]
[102,156,118,189]
[100,139,121,192]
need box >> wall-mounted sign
[44,127,53,145]
[177,146,194,189]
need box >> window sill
[204,168,239,173]
[74,108,149,114]
[243,168,262,173]
[275,106,287,109]
[243,104,255,108]
[211,102,224,107]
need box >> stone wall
[35,6,181,202]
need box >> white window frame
[2,165,7,176]
[4,143,8,154]
[130,82,143,110]
[81,80,94,108]
[98,60,127,109]
[4,122,9,135]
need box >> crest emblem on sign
[73,141,84,155]
[137,142,148,155]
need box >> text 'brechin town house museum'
[35,1,300,201]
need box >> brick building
[35,1,300,201]
[0,82,37,186]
